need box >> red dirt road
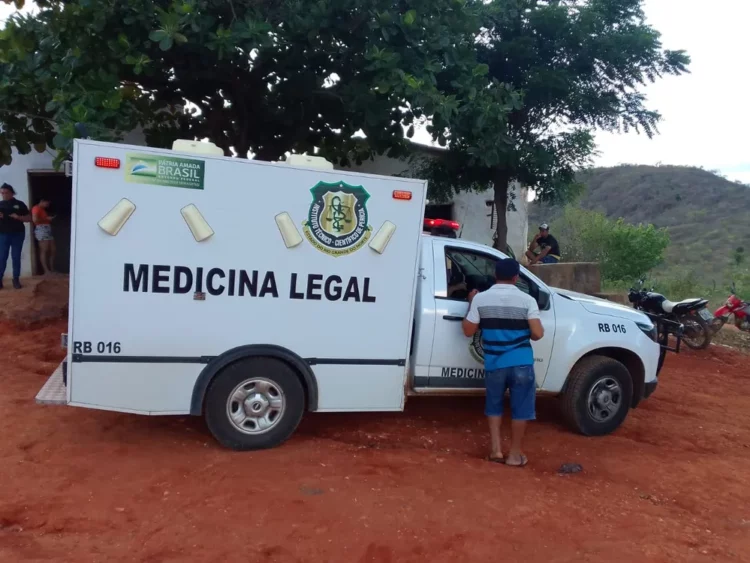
[1,291,750,561]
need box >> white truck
[37,139,663,450]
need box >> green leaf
[149,30,168,42]
[173,33,188,45]
[44,100,57,112]
[472,63,489,77]
[159,37,174,51]
[33,141,47,153]
[402,10,416,26]
[52,134,69,150]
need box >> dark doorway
[425,203,453,221]
[27,171,72,275]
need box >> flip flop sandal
[486,455,505,464]
[505,455,528,468]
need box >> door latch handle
[443,315,464,321]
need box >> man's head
[1,183,15,201]
[539,223,550,237]
[495,258,520,284]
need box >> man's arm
[462,290,480,337]
[527,297,544,341]
[529,318,544,341]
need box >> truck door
[427,240,556,388]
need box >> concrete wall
[342,150,529,258]
[528,262,601,295]
[0,129,146,279]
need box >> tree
[0,0,498,167]
[551,206,669,281]
[420,0,690,251]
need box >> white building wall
[0,129,146,279]
[341,152,529,258]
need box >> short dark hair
[495,258,520,281]
[0,183,15,195]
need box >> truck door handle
[443,315,464,321]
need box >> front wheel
[204,357,305,451]
[679,314,712,350]
[561,356,634,436]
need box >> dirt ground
[1,279,750,562]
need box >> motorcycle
[628,279,713,350]
[711,283,750,333]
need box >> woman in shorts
[32,198,56,275]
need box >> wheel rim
[226,378,285,435]
[682,318,706,347]
[587,376,623,423]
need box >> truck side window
[443,248,537,302]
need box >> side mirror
[537,289,550,310]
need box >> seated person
[525,223,561,265]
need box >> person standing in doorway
[32,197,57,275]
[525,223,561,265]
[0,183,31,289]
[462,259,544,467]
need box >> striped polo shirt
[465,284,541,371]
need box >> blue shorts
[540,255,559,264]
[485,365,536,420]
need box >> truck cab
[411,234,661,436]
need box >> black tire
[709,316,727,335]
[679,314,712,350]
[204,357,305,451]
[561,356,634,436]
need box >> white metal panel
[314,365,406,411]
[69,140,427,414]
[70,363,202,414]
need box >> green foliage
[0,0,490,167]
[733,247,745,267]
[551,206,669,281]
[531,165,750,285]
[417,0,689,250]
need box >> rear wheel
[679,314,712,350]
[709,315,727,335]
[561,356,633,436]
[204,357,305,451]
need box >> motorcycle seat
[662,298,706,314]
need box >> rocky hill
[529,165,750,282]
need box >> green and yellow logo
[469,330,484,363]
[125,153,205,190]
[303,181,372,256]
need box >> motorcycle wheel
[679,314,712,350]
[710,316,727,335]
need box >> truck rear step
[36,362,67,405]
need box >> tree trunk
[492,168,510,252]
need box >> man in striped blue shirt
[462,259,544,467]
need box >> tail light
[95,157,121,169]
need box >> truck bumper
[644,379,658,399]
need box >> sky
[1,0,748,184]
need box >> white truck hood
[553,288,650,325]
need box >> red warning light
[95,157,121,169]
